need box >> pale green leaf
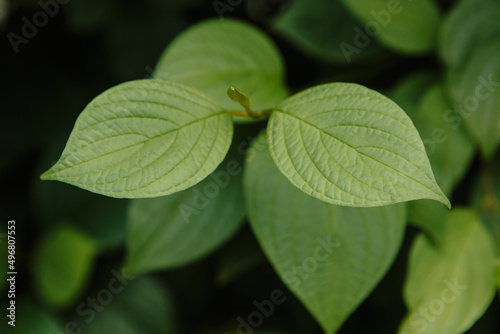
[125,154,245,275]
[33,224,97,308]
[339,0,440,54]
[41,79,233,198]
[268,82,450,207]
[273,0,385,64]
[154,19,288,122]
[398,209,497,334]
[245,133,406,334]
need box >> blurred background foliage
[1,0,499,333]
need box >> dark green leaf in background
[391,75,475,242]
[446,39,500,158]
[4,299,64,334]
[125,153,245,275]
[84,276,178,334]
[340,0,440,54]
[33,224,98,308]
[440,0,500,158]
[273,0,385,64]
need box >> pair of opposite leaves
[40,19,450,209]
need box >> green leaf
[408,200,448,245]
[389,71,437,117]
[33,224,97,308]
[6,298,64,333]
[391,78,474,242]
[85,276,178,334]
[339,0,440,54]
[409,84,475,195]
[154,19,288,122]
[273,0,385,64]
[446,38,500,158]
[398,209,497,334]
[439,0,500,158]
[41,79,233,198]
[439,0,500,68]
[245,133,406,333]
[125,153,245,275]
[267,82,450,208]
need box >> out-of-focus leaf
[125,154,245,275]
[410,84,475,195]
[389,71,437,117]
[446,38,500,158]
[3,298,64,333]
[340,0,440,54]
[439,0,500,68]
[273,0,385,64]
[391,79,473,241]
[85,276,178,334]
[398,209,496,334]
[33,224,97,308]
[440,0,500,158]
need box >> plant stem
[226,108,274,119]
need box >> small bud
[227,86,251,109]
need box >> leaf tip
[436,193,452,209]
[40,170,53,181]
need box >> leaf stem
[226,108,274,119]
